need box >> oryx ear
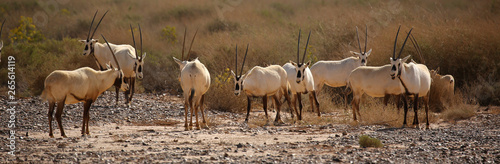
[365,49,372,57]
[0,41,3,48]
[92,39,99,43]
[231,70,236,78]
[402,55,411,63]
[79,40,87,43]
[305,60,311,66]
[289,60,297,66]
[106,62,112,70]
[436,67,440,74]
[349,51,360,56]
[142,52,147,59]
[430,70,437,77]
[173,57,182,66]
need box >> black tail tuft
[189,89,195,104]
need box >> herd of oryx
[0,11,455,138]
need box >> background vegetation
[0,0,498,123]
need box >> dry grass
[359,135,384,148]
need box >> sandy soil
[0,92,498,163]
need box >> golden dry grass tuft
[359,135,384,148]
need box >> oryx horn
[302,31,311,64]
[297,29,301,63]
[101,34,121,70]
[90,10,109,40]
[138,23,143,59]
[185,28,198,61]
[130,24,139,59]
[397,28,413,59]
[240,44,249,76]
[393,25,401,59]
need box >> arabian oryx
[173,29,211,130]
[390,28,432,129]
[310,25,372,108]
[347,26,414,122]
[0,19,6,62]
[41,34,128,137]
[79,11,146,105]
[283,30,320,120]
[231,44,293,125]
[429,67,455,109]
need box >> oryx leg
[273,94,284,125]
[283,88,295,120]
[82,100,93,135]
[297,92,303,120]
[184,98,190,131]
[124,78,131,104]
[424,96,430,129]
[291,93,299,120]
[128,78,135,104]
[244,96,252,123]
[413,94,420,127]
[263,96,270,125]
[115,86,120,105]
[310,91,320,117]
[199,94,209,129]
[55,97,67,138]
[193,96,201,130]
[48,102,56,138]
[402,94,409,128]
[351,96,360,121]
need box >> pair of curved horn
[101,34,121,70]
[234,44,249,77]
[87,10,108,41]
[130,24,144,60]
[296,29,311,64]
[0,19,6,39]
[408,32,424,64]
[355,25,368,54]
[392,25,413,59]
[181,28,198,61]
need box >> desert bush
[9,16,44,44]
[161,26,177,44]
[205,68,246,113]
[359,135,384,148]
[441,104,476,122]
[207,19,239,33]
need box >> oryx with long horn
[41,34,128,137]
[173,28,211,130]
[231,44,293,125]
[79,10,146,105]
[310,25,372,108]
[390,28,432,129]
[283,29,320,120]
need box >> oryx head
[102,34,129,91]
[130,24,146,79]
[291,29,312,84]
[0,19,5,62]
[79,10,108,56]
[173,28,198,76]
[349,25,372,66]
[390,26,413,79]
[231,44,249,96]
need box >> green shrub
[359,135,384,148]
[9,16,44,44]
[161,26,177,44]
[205,68,246,113]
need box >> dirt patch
[0,93,498,163]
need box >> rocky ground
[0,92,498,163]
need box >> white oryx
[231,44,292,125]
[173,29,210,131]
[390,28,432,129]
[283,30,320,120]
[79,11,146,104]
[41,35,128,137]
[347,26,413,122]
[0,19,5,62]
[310,26,372,107]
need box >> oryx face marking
[134,53,146,79]
[79,39,98,56]
[292,61,310,83]
[231,71,244,96]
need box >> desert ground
[0,93,498,163]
